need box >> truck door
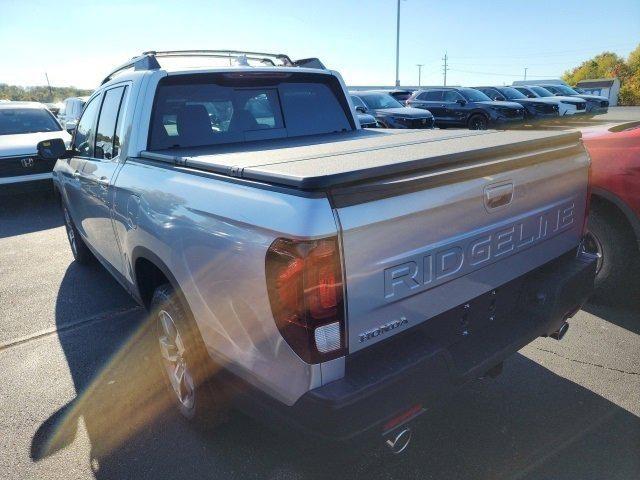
[60,94,102,240]
[79,84,130,275]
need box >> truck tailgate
[333,134,589,354]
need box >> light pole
[395,0,401,86]
[416,64,424,87]
[524,67,528,81]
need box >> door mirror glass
[456,99,467,106]
[37,138,67,160]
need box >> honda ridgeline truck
[38,50,596,453]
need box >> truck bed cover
[139,128,582,190]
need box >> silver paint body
[52,64,589,405]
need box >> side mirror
[456,99,467,106]
[66,127,76,134]
[355,105,367,113]
[495,96,505,101]
[37,138,68,160]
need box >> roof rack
[101,50,325,85]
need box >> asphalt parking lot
[1,111,639,479]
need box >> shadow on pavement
[583,297,640,336]
[0,190,63,239]
[31,263,640,480]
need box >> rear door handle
[484,183,514,211]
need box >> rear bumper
[237,249,596,442]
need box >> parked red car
[582,121,640,298]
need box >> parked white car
[57,96,89,133]
[0,102,71,190]
[512,85,588,116]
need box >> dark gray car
[350,91,435,129]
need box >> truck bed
[139,128,582,190]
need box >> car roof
[0,101,47,110]
[349,90,395,96]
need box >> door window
[95,86,128,160]
[73,96,101,157]
[443,91,463,102]
[419,90,442,101]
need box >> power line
[448,68,560,78]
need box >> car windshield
[359,93,403,109]
[459,88,492,102]
[497,87,527,100]
[0,107,62,135]
[553,85,580,95]
[531,86,554,97]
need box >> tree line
[0,83,93,103]
[563,43,640,105]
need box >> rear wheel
[62,203,94,264]
[151,284,228,425]
[584,203,639,303]
[468,114,488,130]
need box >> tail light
[265,237,345,363]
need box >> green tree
[0,84,93,103]
[562,44,640,106]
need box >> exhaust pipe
[550,322,569,340]
[385,427,412,455]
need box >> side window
[74,96,101,157]
[113,87,129,158]
[95,86,128,160]
[351,96,366,108]
[443,90,463,102]
[420,90,442,101]
[481,88,498,100]
[515,87,533,98]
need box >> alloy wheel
[583,231,604,275]
[157,309,196,410]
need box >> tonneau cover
[139,128,582,189]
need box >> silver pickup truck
[38,50,596,453]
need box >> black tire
[468,114,488,130]
[61,202,94,265]
[150,284,229,425]
[585,203,640,303]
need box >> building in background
[575,78,620,106]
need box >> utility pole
[524,67,528,81]
[395,0,401,86]
[44,72,53,101]
[416,64,424,87]
[442,52,449,86]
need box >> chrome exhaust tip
[385,428,412,455]
[550,322,569,340]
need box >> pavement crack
[535,347,639,376]
[0,306,142,352]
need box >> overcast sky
[1,0,638,89]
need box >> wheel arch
[131,246,187,311]
[591,187,640,251]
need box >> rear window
[0,108,62,135]
[149,73,353,150]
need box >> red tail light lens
[266,237,345,363]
